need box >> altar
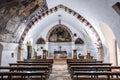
[54,51,67,58]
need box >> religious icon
[49,25,72,42]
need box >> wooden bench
[69,66,120,78]
[18,59,53,64]
[0,66,49,72]
[9,63,52,73]
[9,63,52,67]
[67,59,103,64]
[70,66,120,72]
[0,71,47,80]
[73,71,120,80]
[67,63,112,70]
[0,66,50,78]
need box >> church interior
[0,0,120,80]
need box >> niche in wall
[11,53,14,58]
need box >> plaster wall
[0,42,18,66]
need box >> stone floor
[48,64,72,80]
[48,59,116,80]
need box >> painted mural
[75,38,84,44]
[49,26,72,42]
[36,37,45,44]
[0,0,48,42]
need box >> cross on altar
[59,46,62,51]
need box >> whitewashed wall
[0,42,18,66]
[75,43,99,59]
[34,44,46,58]
[48,42,73,57]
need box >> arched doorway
[0,43,3,65]
[75,37,85,57]
[47,24,74,58]
[35,37,46,57]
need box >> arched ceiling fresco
[48,24,72,42]
[0,0,48,42]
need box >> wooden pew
[0,66,49,72]
[69,66,120,78]
[67,59,103,64]
[67,59,120,80]
[18,59,53,64]
[70,66,120,72]
[0,59,53,80]
[0,71,47,80]
[73,71,120,80]
[9,63,52,66]
[68,62,120,79]
[0,66,50,78]
[67,63,112,70]
[9,63,52,73]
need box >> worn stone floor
[48,64,72,80]
[48,59,118,80]
[48,59,72,80]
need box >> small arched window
[75,38,84,44]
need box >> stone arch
[100,23,118,65]
[0,43,3,66]
[46,24,74,42]
[19,4,103,60]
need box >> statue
[26,41,32,59]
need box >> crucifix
[59,46,62,51]
[59,19,61,24]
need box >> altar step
[53,58,67,65]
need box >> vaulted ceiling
[0,0,120,47]
[0,0,47,42]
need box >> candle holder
[43,50,46,59]
[26,41,32,59]
[73,49,77,59]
